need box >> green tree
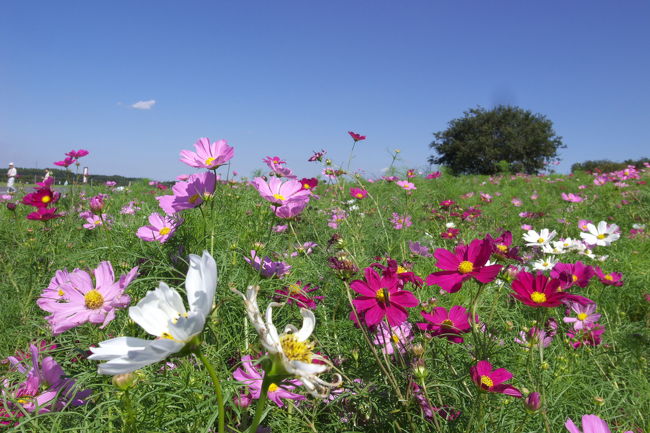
[428,105,565,175]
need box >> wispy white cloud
[131,99,156,110]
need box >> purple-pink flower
[563,302,601,330]
[418,306,471,343]
[136,212,182,243]
[157,172,216,215]
[390,213,412,230]
[179,137,234,169]
[372,321,414,354]
[565,414,632,433]
[233,355,305,407]
[245,250,291,278]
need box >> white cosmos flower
[233,285,341,398]
[579,221,620,246]
[445,222,456,229]
[542,243,565,255]
[522,228,557,247]
[89,251,217,375]
[531,257,558,271]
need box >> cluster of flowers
[21,177,62,221]
[593,164,646,187]
[54,149,89,168]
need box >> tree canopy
[428,105,565,175]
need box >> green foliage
[429,105,565,175]
[571,157,650,173]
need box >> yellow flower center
[160,332,176,341]
[441,319,454,329]
[188,194,201,204]
[597,234,606,240]
[273,193,286,201]
[604,274,613,281]
[268,383,279,392]
[397,265,408,274]
[287,283,302,294]
[530,291,547,304]
[94,220,101,225]
[572,274,579,282]
[57,288,64,296]
[391,334,400,343]
[480,375,494,388]
[356,193,363,198]
[497,244,508,252]
[42,196,51,203]
[205,157,216,166]
[375,288,389,303]
[458,261,474,274]
[17,399,29,405]
[159,227,171,235]
[84,289,104,309]
[537,238,545,244]
[279,334,314,363]
[303,183,311,189]
[577,313,588,321]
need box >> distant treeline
[571,157,649,173]
[8,167,146,186]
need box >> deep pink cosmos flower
[262,156,296,178]
[440,228,460,239]
[550,261,594,289]
[299,177,318,191]
[510,271,593,308]
[37,262,138,335]
[406,169,417,178]
[426,171,442,179]
[308,149,326,162]
[89,194,107,213]
[65,149,89,159]
[372,321,414,354]
[157,172,216,215]
[470,360,522,397]
[233,355,305,407]
[418,306,471,343]
[486,231,522,262]
[252,177,311,206]
[179,137,234,169]
[273,281,323,309]
[22,187,60,208]
[348,131,366,142]
[593,267,624,286]
[5,344,91,413]
[370,259,423,288]
[136,212,181,243]
[565,414,633,433]
[26,207,63,221]
[350,266,419,327]
[426,238,503,293]
[349,187,368,199]
[54,156,76,167]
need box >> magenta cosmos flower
[27,207,63,221]
[349,187,367,199]
[6,344,91,413]
[22,187,60,208]
[594,267,624,286]
[65,149,89,158]
[179,137,234,169]
[136,212,181,243]
[54,156,76,167]
[418,306,471,343]
[233,355,305,407]
[251,177,310,206]
[348,131,366,142]
[426,238,503,294]
[566,323,605,348]
[566,414,632,433]
[157,172,216,215]
[550,261,595,289]
[350,266,419,327]
[37,262,138,335]
[510,271,593,308]
[273,281,323,309]
[470,360,522,397]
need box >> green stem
[248,373,272,433]
[122,389,137,433]
[195,348,225,433]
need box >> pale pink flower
[179,137,234,169]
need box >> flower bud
[410,343,425,358]
[6,202,16,211]
[524,392,541,412]
[412,358,427,379]
[234,393,252,408]
[112,372,137,390]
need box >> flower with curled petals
[88,251,216,375]
[232,285,341,398]
[470,360,522,397]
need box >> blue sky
[1,1,649,180]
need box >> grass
[0,167,648,433]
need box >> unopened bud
[524,392,541,412]
[6,202,16,211]
[112,372,137,390]
[594,396,605,406]
[410,343,425,358]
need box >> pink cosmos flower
[54,157,76,167]
[348,131,366,142]
[562,193,584,203]
[233,355,305,407]
[396,180,416,191]
[263,156,296,178]
[425,238,503,294]
[272,224,288,233]
[390,213,412,230]
[408,241,432,258]
[418,306,471,343]
[22,187,60,208]
[156,172,216,215]
[300,177,318,192]
[65,149,89,158]
[27,207,63,221]
[176,174,190,181]
[83,214,109,230]
[349,187,368,199]
[441,228,460,239]
[426,171,441,179]
[565,414,632,433]
[514,327,553,349]
[252,177,311,206]
[308,149,326,162]
[120,201,140,215]
[5,344,91,413]
[273,198,309,219]
[372,321,414,354]
[89,194,107,213]
[136,212,181,243]
[328,208,347,229]
[37,262,138,335]
[486,231,522,262]
[593,267,623,286]
[273,281,323,309]
[550,261,594,289]
[179,137,234,169]
[511,198,523,207]
[563,302,600,330]
[510,271,593,308]
[480,193,492,203]
[350,266,419,327]
[406,169,417,178]
[578,219,593,231]
[470,360,522,397]
[244,250,291,278]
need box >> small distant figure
[7,162,17,193]
[83,167,89,184]
[44,169,51,181]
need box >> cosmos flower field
[0,137,648,433]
